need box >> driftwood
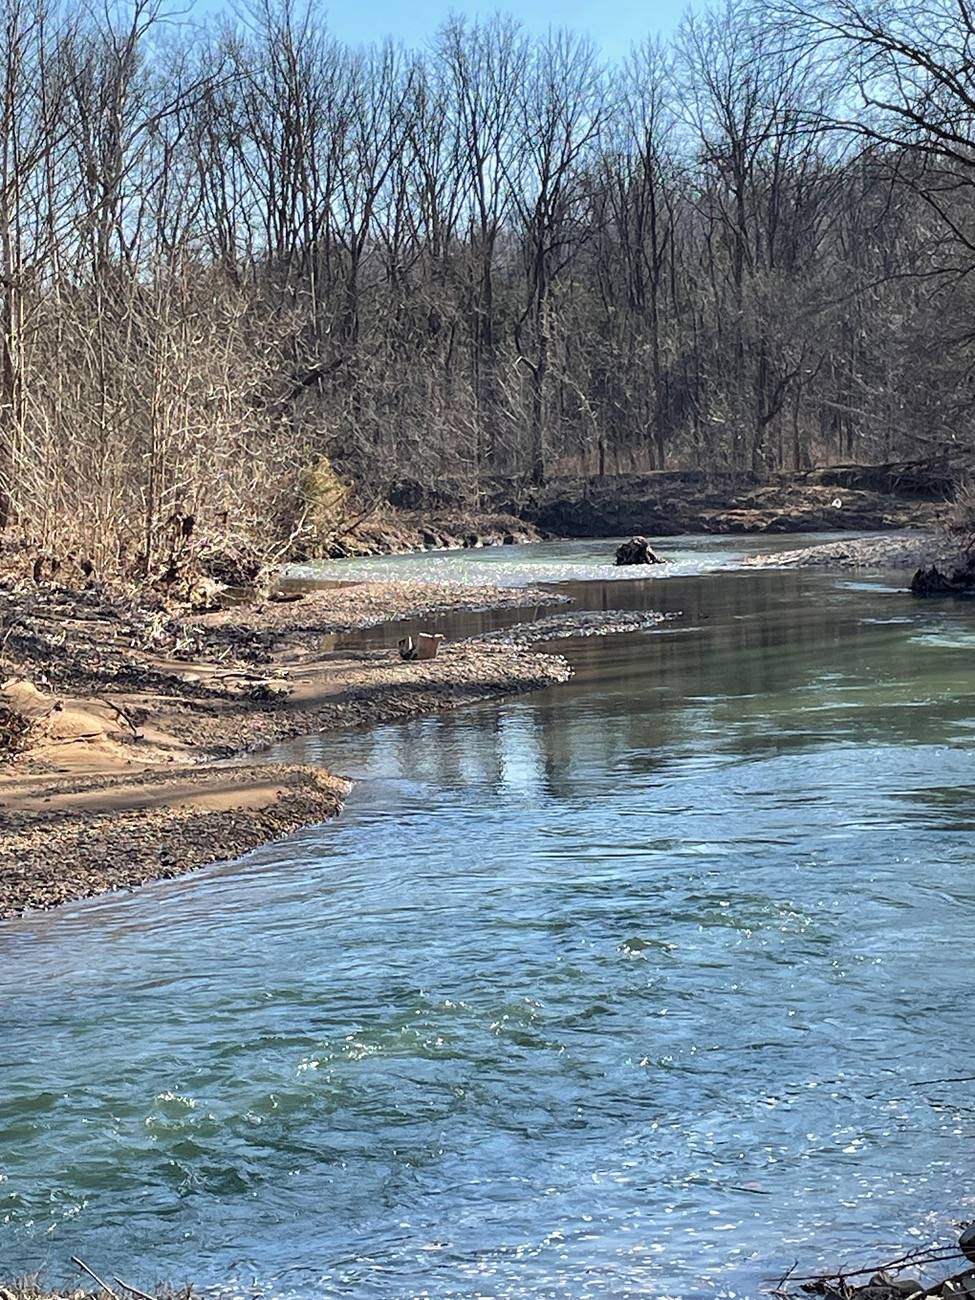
[64,1256,188,1300]
[70,1257,120,1299]
[772,1232,975,1300]
[911,558,975,597]
[95,695,141,737]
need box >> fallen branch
[773,1247,963,1287]
[113,1278,157,1300]
[70,1256,119,1299]
[95,695,142,738]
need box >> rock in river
[615,536,663,566]
[910,555,975,596]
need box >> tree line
[0,0,972,570]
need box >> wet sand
[0,579,571,917]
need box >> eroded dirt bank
[520,472,939,538]
[0,580,571,918]
[323,460,951,557]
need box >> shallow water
[2,541,975,1298]
[283,530,855,588]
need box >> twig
[95,695,141,737]
[774,1247,964,1286]
[70,1256,120,1299]
[113,1277,157,1300]
[769,1259,800,1298]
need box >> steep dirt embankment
[320,510,543,558]
[326,460,950,559]
[511,465,943,537]
[0,579,571,917]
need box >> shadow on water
[2,547,975,1298]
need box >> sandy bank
[197,578,568,636]
[0,578,571,918]
[0,764,351,916]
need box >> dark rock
[888,1279,924,1296]
[959,1224,975,1264]
[868,1273,924,1297]
[911,557,975,596]
[615,536,663,566]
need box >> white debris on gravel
[471,609,675,646]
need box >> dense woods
[0,0,973,570]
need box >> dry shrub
[0,1282,194,1300]
[4,260,321,581]
[297,456,353,553]
[944,481,975,553]
[0,704,33,757]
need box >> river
[1,537,973,1298]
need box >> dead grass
[943,480,975,555]
[0,1276,194,1300]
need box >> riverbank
[744,530,951,570]
[0,579,571,917]
[517,470,942,538]
[0,520,953,918]
[322,460,951,558]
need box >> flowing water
[282,531,845,589]
[2,538,975,1298]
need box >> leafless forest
[0,0,973,570]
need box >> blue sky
[206,0,690,61]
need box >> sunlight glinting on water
[282,532,863,589]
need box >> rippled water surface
[283,531,849,588]
[3,541,975,1298]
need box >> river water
[2,537,974,1298]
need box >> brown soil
[515,470,941,538]
[0,577,570,917]
[319,510,543,557]
[303,460,948,562]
